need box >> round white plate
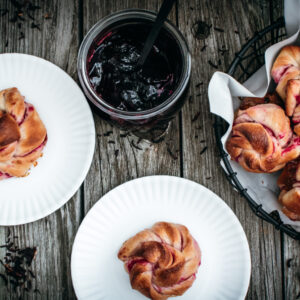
[0,54,95,225]
[71,176,251,300]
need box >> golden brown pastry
[118,222,201,300]
[226,103,300,173]
[0,88,47,180]
[278,157,300,220]
[239,93,283,110]
[271,45,300,135]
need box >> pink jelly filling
[178,273,196,284]
[0,146,8,153]
[9,102,33,126]
[296,95,300,104]
[282,144,297,155]
[262,125,277,138]
[18,103,32,126]
[152,274,196,294]
[293,182,300,188]
[18,108,27,125]
[234,154,242,162]
[152,283,162,293]
[282,137,300,155]
[171,251,176,264]
[0,172,12,179]
[126,259,148,272]
[293,119,300,125]
[272,65,291,83]
[19,135,47,158]
[10,112,17,120]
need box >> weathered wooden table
[1,0,299,299]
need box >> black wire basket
[213,17,300,240]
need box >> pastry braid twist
[278,157,300,221]
[271,45,300,135]
[0,88,47,179]
[118,222,201,300]
[226,103,300,173]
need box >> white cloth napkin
[208,0,300,229]
[285,0,300,37]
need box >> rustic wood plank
[82,0,181,211]
[177,0,283,299]
[0,0,81,299]
[284,239,300,300]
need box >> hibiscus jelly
[78,10,191,141]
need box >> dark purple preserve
[87,23,182,112]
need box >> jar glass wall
[78,9,191,142]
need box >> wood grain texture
[0,0,80,299]
[284,239,300,300]
[177,0,283,299]
[82,0,181,212]
[0,0,294,299]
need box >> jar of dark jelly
[78,9,191,142]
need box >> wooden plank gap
[270,0,274,24]
[78,0,84,42]
[270,0,275,42]
[175,0,179,25]
[179,111,184,178]
[175,0,184,178]
[280,231,286,300]
[80,183,85,222]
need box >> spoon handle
[138,0,176,66]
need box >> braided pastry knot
[118,222,201,300]
[271,46,300,135]
[226,103,300,173]
[278,157,300,221]
[0,88,47,179]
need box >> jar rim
[77,9,191,120]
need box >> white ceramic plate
[71,176,251,300]
[0,54,95,225]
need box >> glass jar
[78,9,191,142]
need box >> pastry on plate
[118,222,201,300]
[278,157,300,221]
[0,88,47,180]
[226,103,300,173]
[271,45,300,135]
